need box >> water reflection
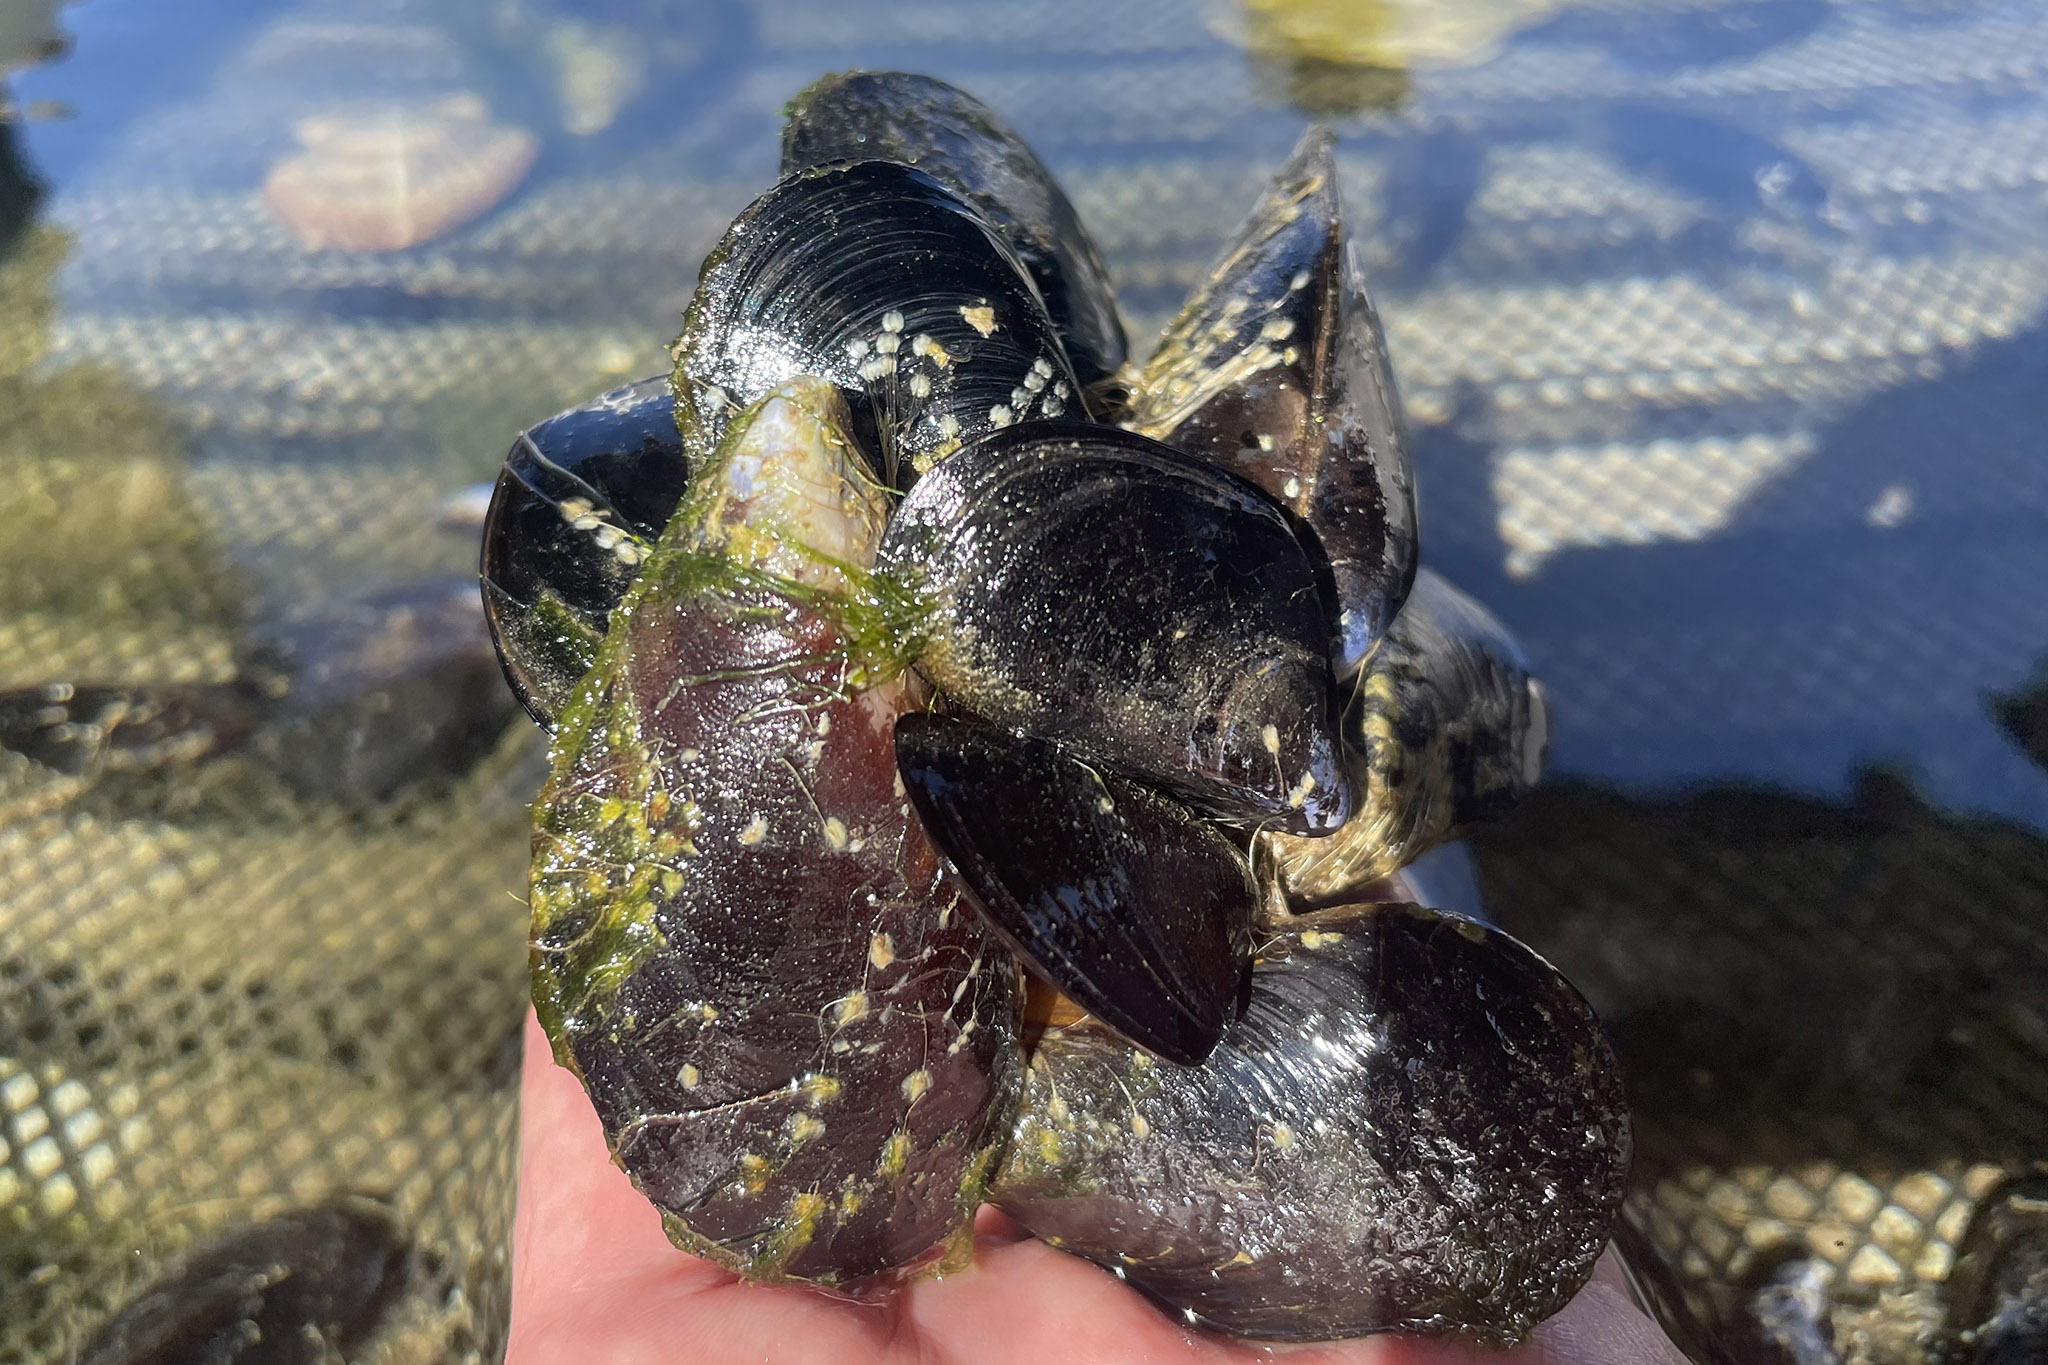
[0,0,2042,1359]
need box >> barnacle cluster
[481,71,1628,1342]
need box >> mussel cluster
[481,72,1628,1343]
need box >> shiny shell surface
[991,901,1631,1342]
[1126,128,1417,673]
[1271,567,1550,904]
[670,159,1079,489]
[782,71,1127,396]
[879,421,1351,835]
[481,375,688,727]
[527,381,1019,1290]
[895,713,1255,1066]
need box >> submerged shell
[880,422,1350,835]
[670,159,1080,490]
[480,376,689,727]
[1943,1176,2048,1363]
[1270,568,1549,905]
[991,902,1630,1342]
[895,713,1254,1066]
[528,380,1020,1291]
[782,70,1128,397]
[263,94,536,253]
[1126,128,1416,673]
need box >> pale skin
[509,1015,1691,1365]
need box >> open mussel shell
[671,159,1080,490]
[480,375,688,728]
[1126,128,1417,673]
[895,713,1254,1066]
[992,902,1631,1342]
[880,422,1351,835]
[782,70,1128,398]
[529,380,1020,1291]
[1270,568,1550,906]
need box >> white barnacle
[1031,356,1054,380]
[989,404,1014,427]
[679,1063,701,1088]
[1010,386,1031,408]
[737,814,769,846]
[1042,394,1064,418]
[935,413,961,439]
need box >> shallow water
[0,0,2043,1360]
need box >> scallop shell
[263,94,536,253]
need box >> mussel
[1125,128,1417,673]
[991,903,1630,1342]
[527,379,1018,1289]
[1271,567,1552,904]
[482,69,1627,1337]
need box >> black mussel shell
[895,712,1254,1066]
[480,376,688,727]
[1127,128,1417,673]
[1943,1176,2048,1363]
[782,71,1127,398]
[672,160,1080,490]
[992,902,1631,1342]
[881,421,1350,836]
[77,1199,410,1365]
[1271,568,1551,905]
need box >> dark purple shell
[528,382,1021,1291]
[991,902,1630,1342]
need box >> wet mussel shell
[880,421,1352,835]
[1272,568,1552,906]
[528,382,1020,1291]
[991,902,1632,1342]
[782,70,1128,398]
[895,712,1254,1066]
[1126,128,1417,673]
[480,375,688,727]
[672,159,1080,490]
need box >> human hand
[507,1014,1689,1365]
